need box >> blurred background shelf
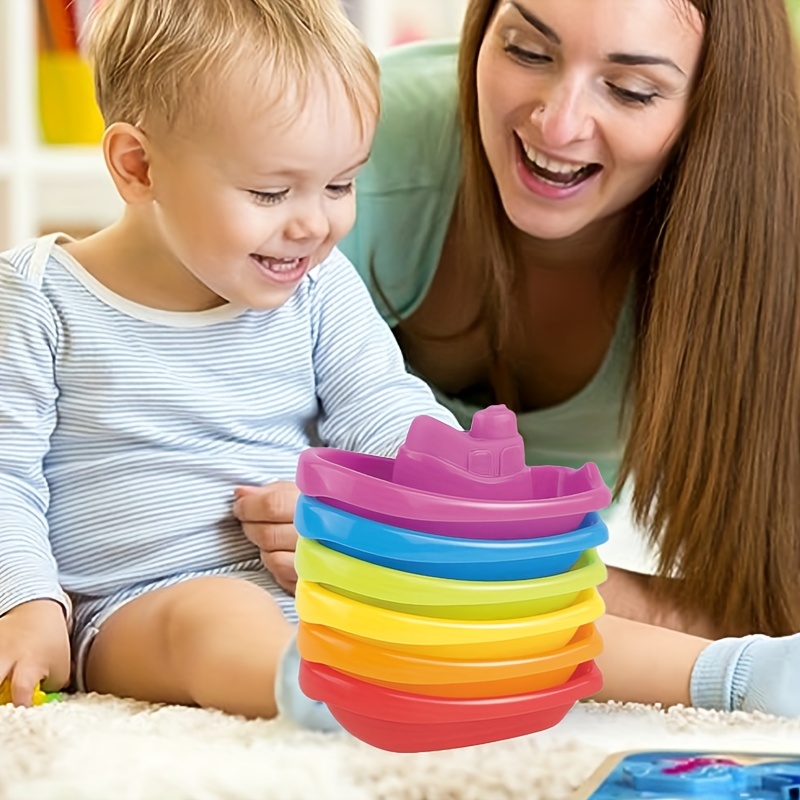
[0,0,467,250]
[344,0,467,53]
[0,146,109,176]
[0,0,119,248]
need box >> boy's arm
[0,259,67,618]
[310,249,460,456]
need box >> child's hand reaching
[234,482,301,595]
[0,599,70,706]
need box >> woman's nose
[533,84,594,147]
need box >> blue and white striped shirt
[0,236,458,616]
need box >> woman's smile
[515,132,602,198]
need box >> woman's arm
[595,613,800,717]
[594,614,706,706]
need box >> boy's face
[143,71,375,311]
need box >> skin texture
[84,577,293,717]
[594,614,708,706]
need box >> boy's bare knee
[156,577,292,716]
[87,576,292,715]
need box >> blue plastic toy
[573,751,800,799]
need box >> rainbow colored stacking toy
[294,404,611,752]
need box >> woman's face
[476,0,704,241]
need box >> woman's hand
[234,482,301,595]
[0,599,70,705]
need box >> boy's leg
[84,576,292,718]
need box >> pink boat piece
[296,405,612,539]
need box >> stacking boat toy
[294,404,611,752]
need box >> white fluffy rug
[1,695,799,799]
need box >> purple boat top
[296,405,612,539]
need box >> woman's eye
[327,182,354,198]
[503,43,551,65]
[249,189,289,205]
[608,84,657,106]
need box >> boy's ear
[103,122,154,203]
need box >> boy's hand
[0,599,70,706]
[234,482,300,595]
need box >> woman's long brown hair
[458,0,800,635]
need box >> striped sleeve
[310,249,460,457]
[0,257,67,616]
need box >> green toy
[0,677,62,705]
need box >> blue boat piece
[294,495,609,581]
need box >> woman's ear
[102,122,154,204]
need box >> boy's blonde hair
[85,0,379,132]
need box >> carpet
[1,694,799,800]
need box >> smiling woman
[335,0,800,714]
[476,0,702,239]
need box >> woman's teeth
[521,141,597,185]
